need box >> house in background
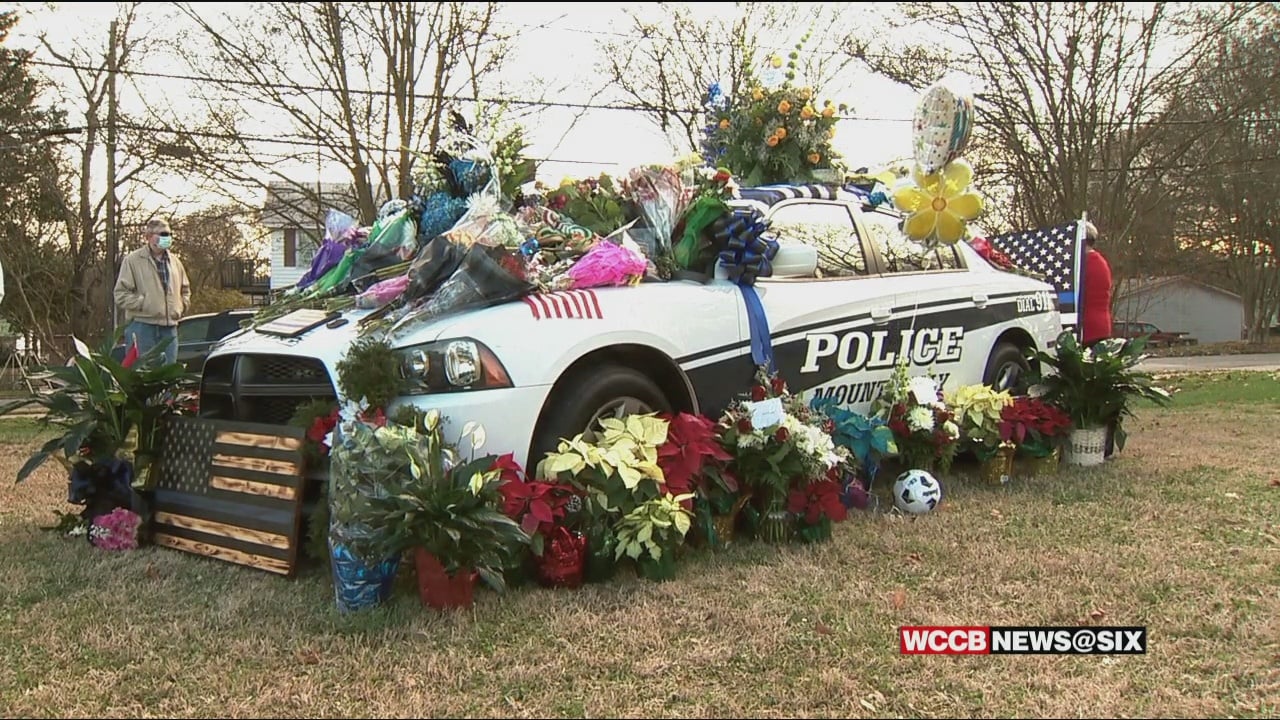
[1114,275,1245,344]
[260,181,358,290]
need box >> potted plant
[999,396,1072,477]
[656,411,744,548]
[0,332,195,536]
[787,471,848,543]
[1025,331,1171,466]
[613,493,696,582]
[717,368,847,543]
[495,453,584,589]
[537,413,676,580]
[945,383,1015,486]
[348,413,529,609]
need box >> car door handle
[972,293,989,308]
[871,307,892,324]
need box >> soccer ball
[894,469,943,514]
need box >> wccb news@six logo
[899,626,1148,655]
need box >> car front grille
[199,353,337,426]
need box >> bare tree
[1171,4,1280,342]
[168,1,526,223]
[598,2,861,154]
[848,2,1264,289]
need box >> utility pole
[104,20,119,334]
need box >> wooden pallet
[151,416,307,576]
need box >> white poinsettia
[906,405,936,433]
[943,421,960,440]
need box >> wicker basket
[1065,426,1107,467]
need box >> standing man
[113,218,191,366]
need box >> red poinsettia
[657,412,732,498]
[306,408,340,453]
[358,407,387,428]
[494,453,577,537]
[787,478,848,525]
[1000,397,1072,445]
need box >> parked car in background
[177,309,256,373]
[1112,321,1197,348]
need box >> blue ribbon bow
[714,208,780,370]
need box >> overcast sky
[6,1,924,214]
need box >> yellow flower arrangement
[752,87,764,101]
[777,100,792,115]
[766,135,780,147]
[808,152,821,164]
[719,118,730,130]
[892,159,985,245]
[774,127,787,140]
[800,105,815,120]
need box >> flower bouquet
[717,368,848,543]
[89,507,142,551]
[876,362,960,474]
[787,470,847,543]
[810,396,896,506]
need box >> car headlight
[395,338,512,394]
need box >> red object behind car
[1111,321,1197,347]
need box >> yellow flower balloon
[892,159,984,245]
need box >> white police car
[201,186,1061,470]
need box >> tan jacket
[113,246,191,326]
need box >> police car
[201,185,1062,471]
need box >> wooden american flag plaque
[151,415,308,576]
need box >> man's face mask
[156,232,173,250]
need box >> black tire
[983,341,1030,394]
[527,365,672,471]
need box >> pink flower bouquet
[89,507,142,551]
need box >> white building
[260,181,359,290]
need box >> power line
[28,57,1280,130]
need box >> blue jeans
[124,321,178,366]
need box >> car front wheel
[527,364,672,472]
[983,342,1030,394]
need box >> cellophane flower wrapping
[390,243,535,338]
[628,166,686,256]
[535,526,587,589]
[354,274,410,309]
[566,240,649,289]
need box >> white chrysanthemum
[907,405,935,433]
[737,432,764,449]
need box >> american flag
[151,416,307,576]
[987,221,1086,331]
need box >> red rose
[771,377,786,395]
[751,385,767,401]
[736,417,753,434]
[823,419,835,434]
[713,169,731,183]
[774,427,790,443]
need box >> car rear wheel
[527,364,672,472]
[983,342,1030,394]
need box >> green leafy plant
[334,336,403,411]
[492,124,538,201]
[0,331,196,483]
[1025,331,1172,450]
[343,409,527,589]
[613,493,695,563]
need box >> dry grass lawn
[1,372,1278,718]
